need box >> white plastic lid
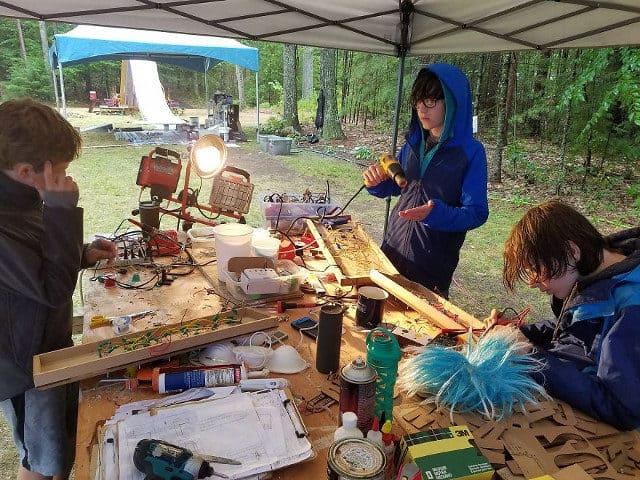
[342,411,358,429]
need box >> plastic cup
[212,223,253,280]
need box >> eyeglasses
[414,98,442,110]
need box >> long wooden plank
[370,269,475,330]
[33,307,277,389]
[388,273,484,330]
[305,219,343,276]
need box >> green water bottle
[366,327,401,422]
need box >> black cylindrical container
[316,303,344,374]
[139,200,160,229]
[339,356,377,434]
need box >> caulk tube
[239,378,289,391]
[157,364,246,394]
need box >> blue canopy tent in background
[49,25,260,125]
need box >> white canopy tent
[2,1,639,56]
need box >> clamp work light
[136,134,254,228]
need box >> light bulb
[193,146,222,176]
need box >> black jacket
[0,172,84,399]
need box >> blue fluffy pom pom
[397,328,547,419]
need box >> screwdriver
[89,309,154,329]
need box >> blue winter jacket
[366,63,488,296]
[521,228,640,430]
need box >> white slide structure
[127,60,184,126]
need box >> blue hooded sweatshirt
[366,63,488,295]
[521,228,640,430]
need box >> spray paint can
[154,364,246,394]
[327,438,385,480]
[339,356,377,435]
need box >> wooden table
[74,266,438,479]
[74,225,637,480]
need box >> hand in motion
[482,308,532,353]
[399,200,435,221]
[363,163,387,187]
[85,238,117,266]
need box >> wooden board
[312,221,398,283]
[372,270,484,330]
[34,307,278,389]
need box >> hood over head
[407,62,474,149]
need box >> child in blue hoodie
[490,200,640,430]
[363,63,488,297]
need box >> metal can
[327,438,386,480]
[339,356,377,434]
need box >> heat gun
[134,439,240,480]
[364,153,408,189]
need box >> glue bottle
[381,419,397,480]
[366,416,384,449]
[333,412,364,442]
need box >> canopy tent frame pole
[383,0,413,240]
[204,58,209,104]
[255,70,260,137]
[58,63,67,118]
[383,55,406,240]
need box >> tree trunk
[235,65,246,108]
[505,52,518,137]
[283,44,301,132]
[16,20,27,63]
[302,46,314,100]
[341,51,353,121]
[319,48,344,139]
[38,21,58,106]
[556,51,577,196]
[490,53,512,183]
[473,54,485,116]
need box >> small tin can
[327,438,386,480]
[339,356,377,434]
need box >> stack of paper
[96,387,313,479]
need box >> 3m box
[398,426,494,480]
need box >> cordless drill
[364,153,408,188]
[133,439,213,480]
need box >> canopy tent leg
[255,70,260,137]
[383,54,406,240]
[58,63,67,118]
